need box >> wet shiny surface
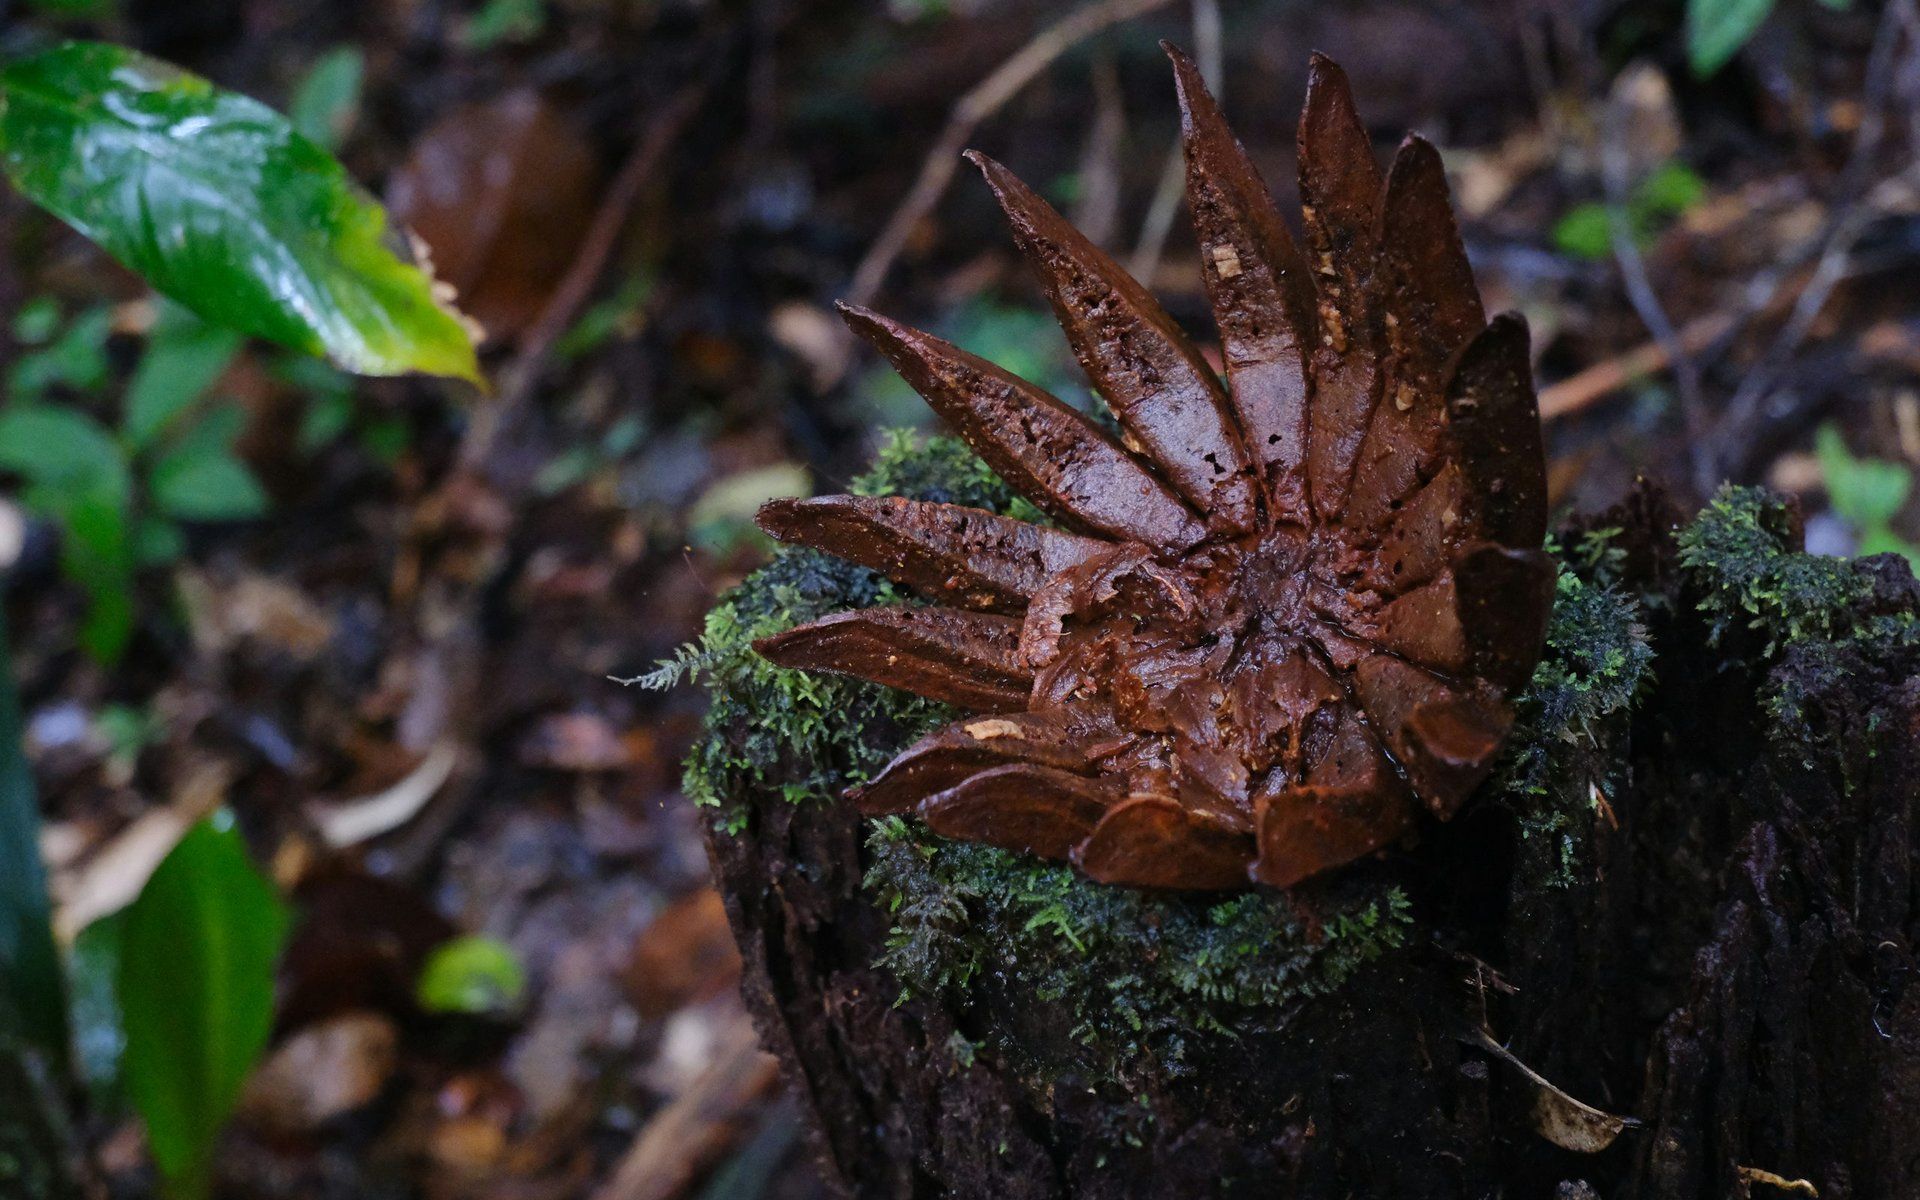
[754,50,1553,890]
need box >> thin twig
[464,77,713,470]
[1543,222,1920,424]
[840,0,1181,319]
[1071,54,1127,246]
[1538,312,1735,422]
[1127,0,1221,282]
[1597,84,1711,494]
[1710,0,1914,477]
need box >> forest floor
[3,0,1918,1197]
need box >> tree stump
[683,442,1920,1199]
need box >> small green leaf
[150,446,268,522]
[7,304,112,402]
[1816,423,1912,528]
[416,935,527,1015]
[1688,0,1776,76]
[12,296,61,344]
[119,816,290,1200]
[0,605,70,1063]
[0,406,139,660]
[124,305,243,451]
[280,354,355,451]
[460,0,548,49]
[358,415,410,464]
[1857,525,1920,568]
[25,0,116,14]
[51,484,137,666]
[1552,203,1616,261]
[132,515,186,566]
[0,405,131,500]
[0,42,481,383]
[1635,161,1707,217]
[288,46,364,151]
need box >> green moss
[1494,551,1653,887]
[865,815,1411,1081]
[1678,485,1877,650]
[661,432,1030,833]
[1678,484,1919,765]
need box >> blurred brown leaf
[388,90,602,344]
[624,889,740,1022]
[280,868,456,1030]
[241,1011,400,1135]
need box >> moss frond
[1678,485,1876,650]
[863,819,1412,1081]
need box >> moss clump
[1677,485,1881,650]
[1494,540,1653,888]
[662,432,1032,832]
[865,816,1412,1082]
[1677,484,1919,763]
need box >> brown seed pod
[753,47,1553,891]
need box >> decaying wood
[707,485,1920,1198]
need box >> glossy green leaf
[124,305,242,451]
[0,605,70,1063]
[118,816,290,1200]
[416,935,527,1015]
[0,41,481,383]
[1687,0,1776,76]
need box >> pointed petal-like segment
[839,304,1204,549]
[1343,136,1487,531]
[1072,795,1253,890]
[1447,314,1547,550]
[1167,42,1316,518]
[1352,654,1512,818]
[919,763,1120,860]
[1252,782,1416,889]
[1299,52,1385,520]
[753,606,1031,712]
[1362,462,1462,596]
[848,709,1118,815]
[1252,704,1414,887]
[1453,541,1556,692]
[756,495,1104,611]
[1367,571,1468,674]
[967,152,1258,532]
